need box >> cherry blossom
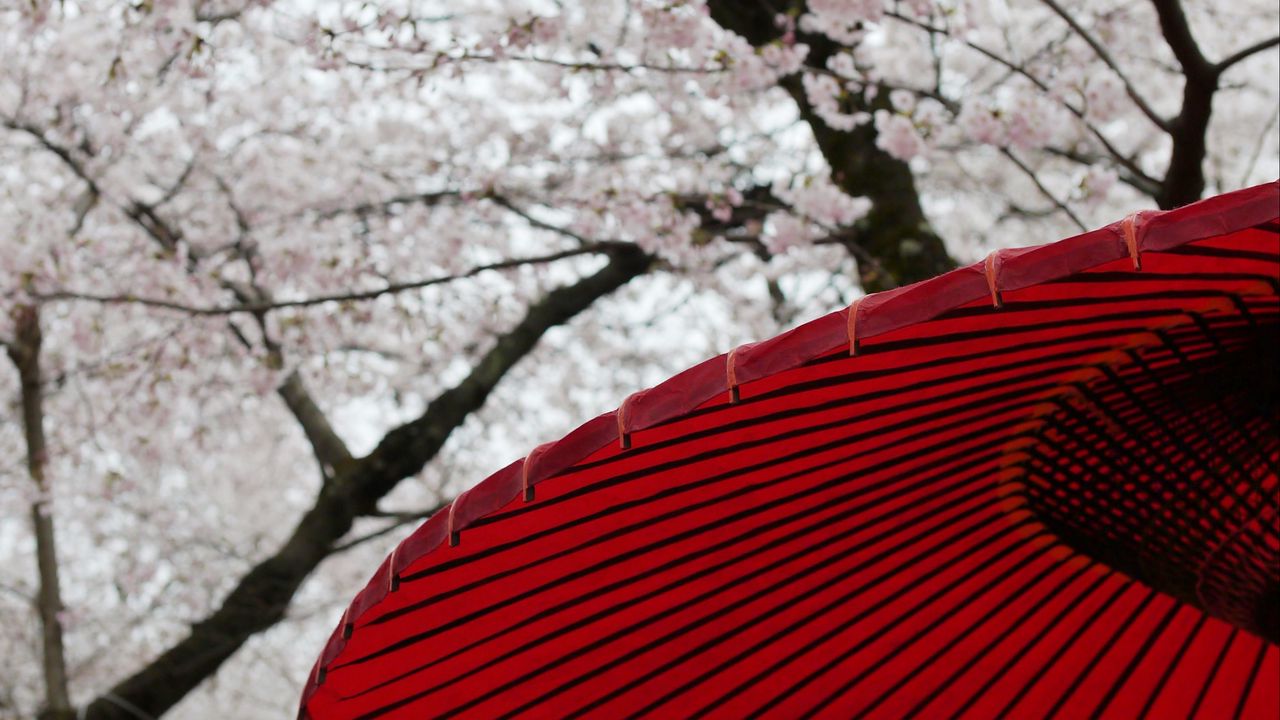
[0,1,1275,718]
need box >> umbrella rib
[1231,642,1271,719]
[899,559,1097,717]
[827,545,1066,718]
[738,527,1048,720]
[557,509,1033,720]
[341,415,1030,684]
[1042,588,1162,719]
[986,580,1138,716]
[1135,612,1210,719]
[364,475,1014,718]
[1186,628,1241,718]
[943,567,1118,719]
[1087,602,1191,720]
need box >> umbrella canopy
[301,182,1279,719]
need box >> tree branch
[488,194,596,246]
[1000,148,1089,231]
[314,189,464,220]
[706,0,958,292]
[32,242,631,315]
[330,505,446,554]
[1150,0,1213,78]
[674,185,899,287]
[1037,0,1171,131]
[1150,0,1217,208]
[5,306,74,720]
[1214,35,1280,75]
[276,371,353,475]
[884,10,1162,191]
[342,52,727,77]
[1041,146,1161,196]
[81,245,652,720]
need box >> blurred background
[0,1,1276,717]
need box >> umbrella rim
[301,180,1279,707]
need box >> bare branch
[343,51,727,76]
[488,194,596,245]
[123,202,185,256]
[1237,104,1280,188]
[1,118,101,197]
[33,242,631,315]
[471,53,727,75]
[1000,148,1089,232]
[330,505,446,554]
[152,158,197,209]
[313,189,463,220]
[1214,35,1280,75]
[1041,146,1161,196]
[3,118,206,270]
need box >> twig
[330,505,446,554]
[32,243,632,316]
[1000,148,1089,231]
[1214,35,1280,75]
[884,10,1161,190]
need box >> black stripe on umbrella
[301,181,1280,719]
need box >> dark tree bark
[1150,0,1217,209]
[5,306,74,720]
[82,246,652,720]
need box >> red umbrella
[301,181,1279,719]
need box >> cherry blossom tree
[0,0,1274,718]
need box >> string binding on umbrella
[521,442,555,501]
[447,491,464,546]
[984,250,1004,307]
[339,605,353,640]
[617,393,634,449]
[522,452,535,502]
[726,347,742,403]
[1122,212,1143,270]
[388,544,401,592]
[845,296,865,356]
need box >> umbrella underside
[303,187,1279,719]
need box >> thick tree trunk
[1150,0,1217,209]
[5,306,74,720]
[82,246,651,720]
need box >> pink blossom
[958,101,1006,145]
[808,0,884,26]
[531,16,562,45]
[874,110,927,160]
[889,89,916,113]
[763,211,811,254]
[1005,94,1055,150]
[1084,74,1125,122]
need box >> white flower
[874,110,927,160]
